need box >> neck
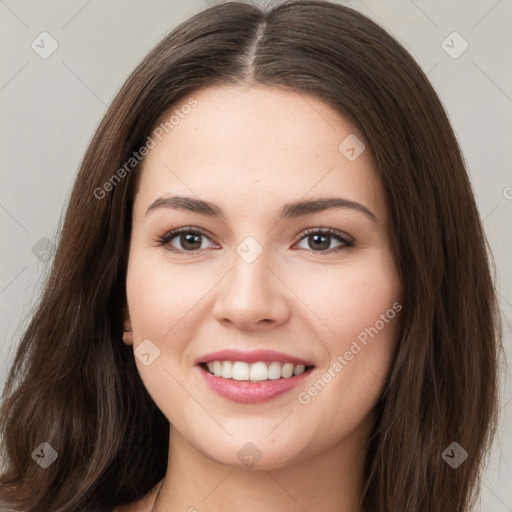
[154,425,370,512]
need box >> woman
[0,1,502,511]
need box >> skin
[118,84,403,512]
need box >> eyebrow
[145,195,379,223]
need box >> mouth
[194,349,316,403]
[199,360,315,381]
[196,359,315,404]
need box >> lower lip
[197,364,314,403]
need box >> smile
[197,363,315,403]
[202,360,311,381]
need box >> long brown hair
[0,1,503,510]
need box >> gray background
[0,0,511,510]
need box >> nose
[212,248,291,331]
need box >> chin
[199,437,307,471]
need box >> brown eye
[176,232,203,251]
[159,228,216,253]
[295,228,353,253]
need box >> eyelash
[156,226,354,255]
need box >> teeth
[281,363,294,378]
[268,361,282,380]
[249,362,268,381]
[204,361,309,381]
[221,361,233,379]
[293,364,306,375]
[232,361,250,380]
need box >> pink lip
[197,364,314,403]
[194,349,314,367]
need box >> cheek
[333,272,400,350]
[126,251,211,339]
[291,250,401,350]
[125,252,204,417]
[291,252,402,419]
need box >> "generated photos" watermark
[298,301,402,404]
[93,97,198,200]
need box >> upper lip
[194,349,315,367]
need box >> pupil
[182,233,201,250]
[310,233,329,251]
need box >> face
[124,84,403,470]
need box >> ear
[122,304,133,346]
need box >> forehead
[134,85,386,223]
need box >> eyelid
[157,225,354,254]
[295,227,354,246]
[157,226,218,252]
